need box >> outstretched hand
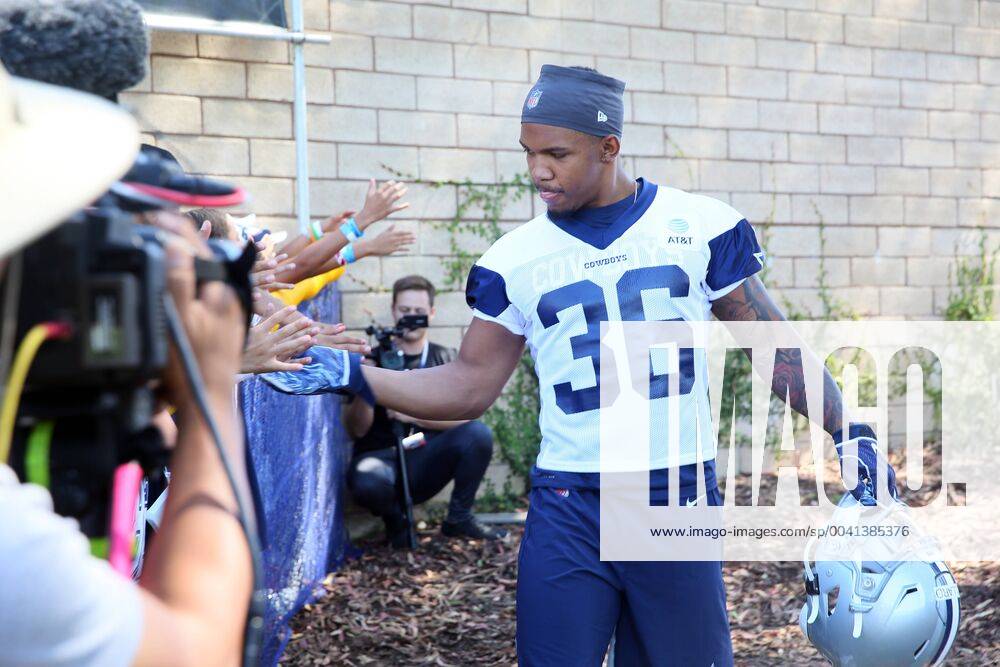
[359,224,415,257]
[356,179,409,229]
[242,306,317,374]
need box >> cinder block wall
[124,0,1000,342]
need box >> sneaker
[441,516,509,541]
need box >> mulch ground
[281,528,998,666]
[283,449,998,666]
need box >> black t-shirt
[352,341,456,456]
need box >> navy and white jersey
[465,179,763,473]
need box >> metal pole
[143,13,330,44]
[290,0,311,235]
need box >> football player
[342,65,899,666]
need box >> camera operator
[342,276,507,545]
[0,68,251,666]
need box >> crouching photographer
[342,276,507,546]
[0,67,255,667]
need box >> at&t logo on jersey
[666,219,692,245]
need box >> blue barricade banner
[238,286,352,665]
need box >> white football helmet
[800,494,960,666]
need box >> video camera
[364,314,429,370]
[4,146,255,541]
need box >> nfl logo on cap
[526,88,543,109]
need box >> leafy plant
[943,230,997,322]
[413,174,540,497]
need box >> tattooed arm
[710,276,844,437]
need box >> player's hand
[151,211,246,400]
[836,432,899,505]
[355,179,409,229]
[313,321,371,355]
[242,305,317,374]
[357,224,415,257]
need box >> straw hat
[0,64,139,255]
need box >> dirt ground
[281,523,997,666]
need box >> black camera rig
[364,313,429,370]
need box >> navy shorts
[516,466,733,667]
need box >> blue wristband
[341,243,356,264]
[339,217,363,241]
[347,353,376,405]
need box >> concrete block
[379,110,457,147]
[930,168,981,196]
[758,101,817,132]
[728,67,788,100]
[789,72,846,103]
[901,80,955,109]
[338,144,419,180]
[247,64,334,104]
[249,139,337,179]
[757,39,817,72]
[417,78,493,114]
[419,148,496,183]
[876,166,930,194]
[761,163,821,192]
[158,134,249,175]
[331,0,412,37]
[152,56,245,98]
[730,130,790,161]
[120,92,201,134]
[904,196,958,225]
[455,45,530,82]
[698,97,758,129]
[335,71,416,110]
[845,16,901,48]
[875,108,928,137]
[817,44,873,75]
[790,133,847,163]
[821,165,876,193]
[787,10,845,42]
[308,105,378,143]
[879,225,932,254]
[791,194,851,223]
[203,99,291,138]
[928,110,979,139]
[820,104,876,135]
[375,38,453,76]
[902,138,956,166]
[414,6,489,44]
[845,76,901,106]
[850,194,905,223]
[304,33,374,70]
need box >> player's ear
[600,135,621,163]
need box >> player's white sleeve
[702,213,765,301]
[465,262,528,337]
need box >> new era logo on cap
[597,110,608,123]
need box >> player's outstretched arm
[710,275,844,436]
[360,318,525,421]
[711,275,899,503]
